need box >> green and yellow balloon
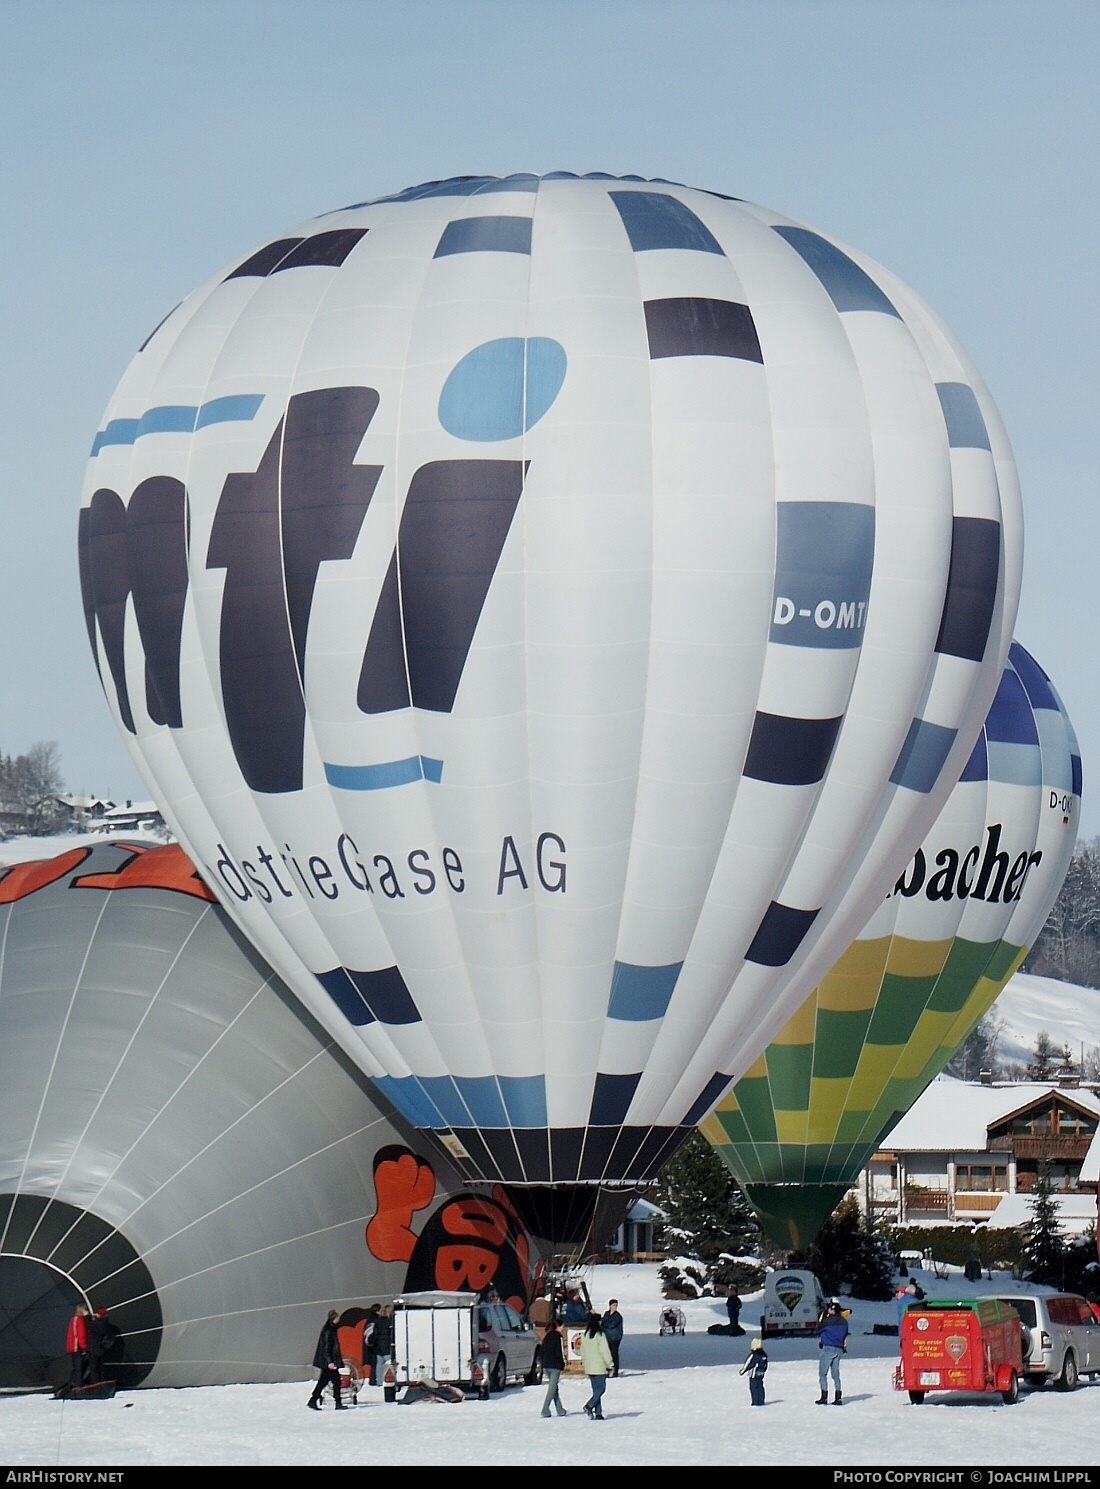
[701,642,1081,1249]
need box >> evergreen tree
[1027,1031,1058,1081]
[1023,1157,1066,1287]
[848,1210,898,1301]
[1026,837,1100,989]
[945,1013,1004,1081]
[0,741,65,836]
[790,1195,895,1300]
[653,1132,759,1263]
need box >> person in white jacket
[579,1313,614,1419]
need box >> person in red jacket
[65,1303,90,1392]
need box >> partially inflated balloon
[0,840,539,1388]
[701,642,1080,1248]
[79,173,1021,1229]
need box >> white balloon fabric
[79,173,1023,1192]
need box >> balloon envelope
[701,641,1081,1248]
[79,173,1022,1202]
[0,840,543,1387]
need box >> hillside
[988,970,1100,1070]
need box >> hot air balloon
[78,173,1022,1243]
[701,641,1081,1249]
[0,840,540,1389]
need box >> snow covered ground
[3,1263,1097,1471]
[0,830,165,866]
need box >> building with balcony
[860,1075,1100,1236]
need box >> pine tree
[1026,837,1100,989]
[0,741,65,836]
[788,1194,895,1300]
[945,1013,1004,1081]
[653,1132,758,1263]
[848,1210,898,1301]
[1024,1157,1066,1287]
[1028,1031,1058,1081]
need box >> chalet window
[1056,1108,1095,1137]
[955,1164,1008,1192]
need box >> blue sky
[2,0,1096,834]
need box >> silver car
[477,1301,543,1394]
[992,1293,1100,1390]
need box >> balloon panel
[702,642,1080,1219]
[79,173,1021,1186]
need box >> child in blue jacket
[740,1337,769,1405]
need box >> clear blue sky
[2,0,1096,832]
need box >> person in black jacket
[362,1304,381,1387]
[601,1300,624,1377]
[307,1310,346,1410]
[726,1289,744,1335]
[86,1307,122,1385]
[370,1305,394,1386]
[539,1319,568,1417]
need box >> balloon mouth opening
[0,1193,162,1390]
[499,1184,645,1252]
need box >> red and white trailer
[893,1297,1023,1405]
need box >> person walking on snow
[539,1318,568,1417]
[601,1299,624,1376]
[815,1299,849,1405]
[740,1336,769,1405]
[579,1312,614,1419]
[307,1309,347,1410]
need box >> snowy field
[3,1263,1097,1473]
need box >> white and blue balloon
[79,173,1022,1214]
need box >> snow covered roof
[879,1074,1100,1153]
[627,1197,666,1221]
[102,800,161,818]
[982,1191,1098,1233]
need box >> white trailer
[389,1291,489,1400]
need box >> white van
[759,1270,827,1339]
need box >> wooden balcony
[988,1135,1093,1160]
[954,1192,1004,1213]
[903,1188,949,1212]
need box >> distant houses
[91,798,168,835]
[859,1074,1100,1238]
[0,793,168,840]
